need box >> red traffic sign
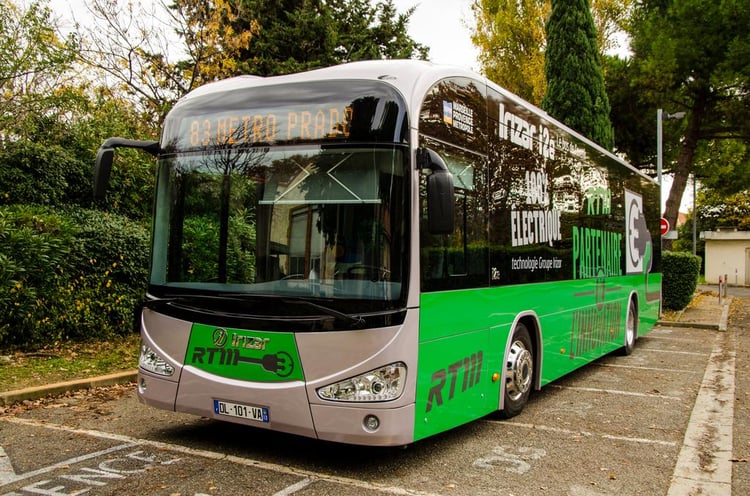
[660,218,670,236]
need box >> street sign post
[660,218,670,236]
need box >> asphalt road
[1,297,747,496]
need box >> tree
[0,0,79,139]
[77,0,426,123]
[470,0,549,104]
[470,0,632,106]
[627,0,750,237]
[79,0,254,126]
[231,0,428,77]
[698,189,750,232]
[542,0,614,150]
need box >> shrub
[50,209,149,343]
[0,206,149,350]
[0,205,76,347]
[662,251,701,310]
[0,141,89,208]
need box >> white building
[702,229,750,286]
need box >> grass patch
[0,333,140,392]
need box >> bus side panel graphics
[413,329,498,441]
[185,324,304,382]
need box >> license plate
[213,400,269,423]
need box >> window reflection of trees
[170,122,269,284]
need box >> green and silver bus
[95,60,661,446]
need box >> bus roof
[175,60,652,182]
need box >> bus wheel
[499,323,534,418]
[621,299,638,356]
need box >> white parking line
[487,420,677,447]
[273,478,313,496]
[547,384,682,400]
[0,417,440,496]
[638,348,708,356]
[596,363,702,374]
[641,334,709,343]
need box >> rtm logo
[191,347,294,377]
[425,351,483,413]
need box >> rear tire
[498,323,534,419]
[620,298,638,356]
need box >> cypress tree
[542,0,614,150]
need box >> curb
[656,296,733,332]
[0,370,138,407]
[657,321,720,330]
[719,297,732,331]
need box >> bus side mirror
[419,148,455,235]
[93,138,160,200]
[93,146,114,200]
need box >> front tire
[499,323,534,418]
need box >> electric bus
[94,60,661,446]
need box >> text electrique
[572,226,623,279]
[188,106,354,147]
[510,209,562,247]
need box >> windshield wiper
[282,299,365,328]
[142,294,249,310]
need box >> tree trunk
[662,92,706,250]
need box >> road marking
[638,348,708,357]
[0,417,439,496]
[547,384,682,400]
[668,331,735,495]
[596,363,702,374]
[273,478,313,496]
[640,335,709,343]
[484,420,677,447]
[472,446,546,473]
[0,443,134,485]
[0,447,13,484]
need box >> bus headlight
[139,343,175,376]
[317,362,406,402]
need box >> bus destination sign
[186,105,355,148]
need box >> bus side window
[420,146,488,292]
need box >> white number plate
[213,400,269,423]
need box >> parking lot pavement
[0,317,737,496]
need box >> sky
[49,0,480,69]
[391,0,480,70]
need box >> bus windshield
[149,145,408,307]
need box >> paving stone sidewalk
[660,288,732,331]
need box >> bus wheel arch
[621,294,639,356]
[498,314,539,419]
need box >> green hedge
[0,205,149,350]
[662,251,701,310]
